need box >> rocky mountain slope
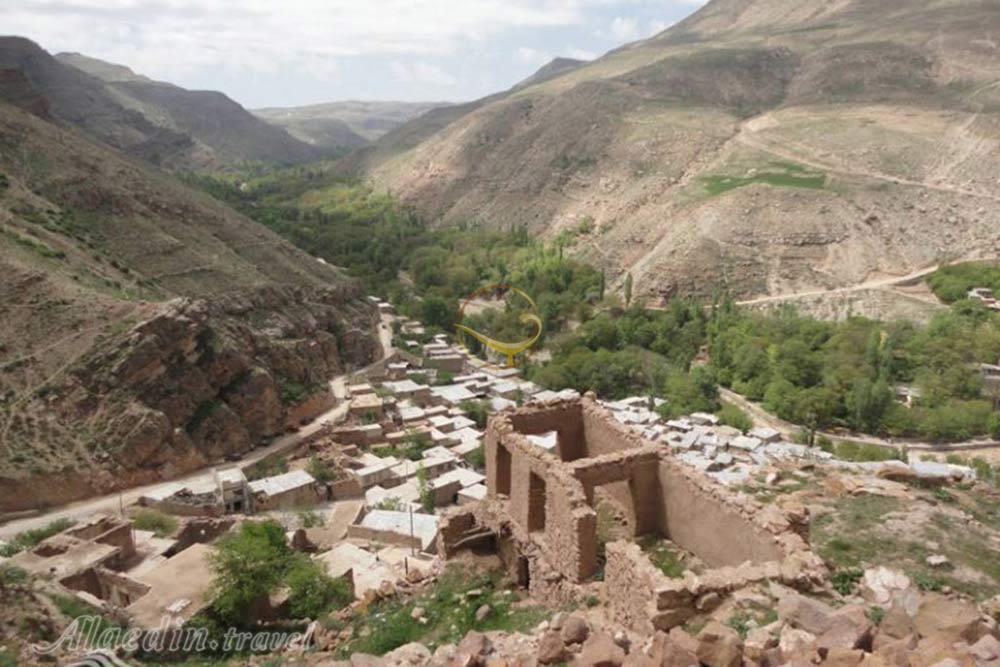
[253,100,449,149]
[0,38,323,169]
[0,97,379,513]
[341,0,1000,303]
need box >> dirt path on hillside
[736,130,1000,204]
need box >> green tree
[624,272,633,308]
[210,521,291,624]
[416,465,435,513]
[422,296,454,330]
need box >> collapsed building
[439,394,828,635]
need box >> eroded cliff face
[0,285,379,512]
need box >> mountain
[0,96,379,513]
[53,48,330,167]
[253,100,449,148]
[340,0,1000,303]
[0,38,325,169]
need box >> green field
[700,161,827,196]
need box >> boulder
[667,627,700,656]
[983,595,1000,623]
[776,589,837,635]
[561,615,591,645]
[815,605,873,656]
[743,627,778,662]
[908,635,973,667]
[822,648,865,667]
[875,602,915,642]
[573,632,626,667]
[779,627,817,660]
[646,632,699,667]
[455,631,493,666]
[695,621,743,667]
[969,635,1000,662]
[475,605,491,622]
[859,568,919,616]
[913,594,983,643]
[384,643,432,665]
[871,635,917,667]
[538,630,568,665]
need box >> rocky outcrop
[0,285,379,512]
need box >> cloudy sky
[2,0,708,108]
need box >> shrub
[307,456,336,483]
[464,445,486,470]
[717,404,753,432]
[298,510,325,528]
[831,567,864,595]
[374,497,404,511]
[913,572,943,591]
[0,564,28,586]
[460,399,490,429]
[286,557,352,619]
[131,509,178,538]
[867,606,886,625]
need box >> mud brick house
[439,394,827,634]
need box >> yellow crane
[455,285,543,368]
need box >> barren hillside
[342,0,1000,303]
[0,39,324,169]
[0,98,378,512]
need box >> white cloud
[516,46,552,66]
[390,60,457,87]
[647,19,671,35]
[0,0,712,104]
[566,47,598,60]
[608,16,641,41]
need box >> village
[1,297,996,666]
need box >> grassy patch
[247,456,289,481]
[1,226,66,259]
[813,495,1000,601]
[0,518,75,557]
[338,565,550,656]
[810,496,904,568]
[638,536,696,579]
[700,162,826,196]
[830,441,903,463]
[131,509,179,538]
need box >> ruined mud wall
[506,401,586,461]
[657,461,785,566]
[581,399,643,457]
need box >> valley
[2,0,1000,664]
